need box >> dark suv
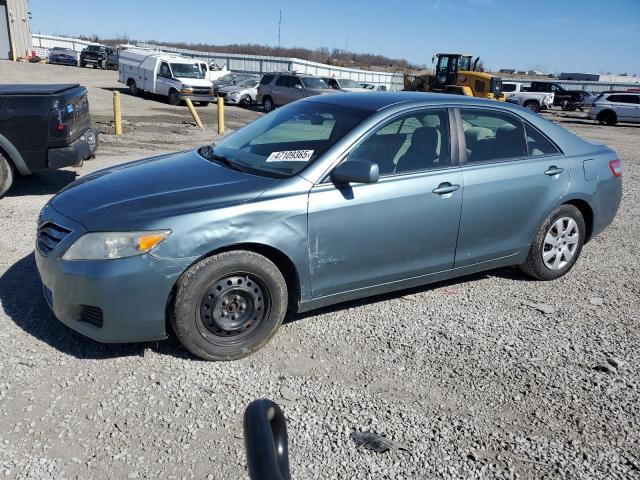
[256,73,333,112]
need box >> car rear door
[454,107,570,267]
[307,108,463,298]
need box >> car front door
[454,107,570,267]
[307,108,463,298]
[272,75,291,105]
[289,77,305,102]
[156,62,173,96]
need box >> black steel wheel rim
[198,274,269,340]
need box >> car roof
[305,91,507,111]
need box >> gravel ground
[0,63,639,479]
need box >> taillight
[609,159,622,177]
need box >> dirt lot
[0,61,638,479]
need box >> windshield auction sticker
[266,150,314,162]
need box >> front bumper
[179,93,215,103]
[47,128,99,170]
[35,206,192,343]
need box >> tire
[168,89,181,106]
[519,204,585,281]
[129,80,139,97]
[0,152,15,198]
[561,100,570,111]
[80,61,85,68]
[241,94,252,107]
[171,251,288,361]
[524,100,540,113]
[198,101,210,107]
[262,96,274,113]
[100,60,106,70]
[598,110,617,126]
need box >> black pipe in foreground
[244,399,291,480]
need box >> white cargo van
[119,49,215,106]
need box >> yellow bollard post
[113,91,123,135]
[217,95,225,135]
[11,42,16,62]
[185,98,204,130]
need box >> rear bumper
[47,128,99,170]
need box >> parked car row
[47,44,119,70]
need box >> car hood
[220,85,257,94]
[176,77,212,87]
[51,150,279,231]
[340,87,368,93]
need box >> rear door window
[502,83,517,92]
[275,76,289,87]
[461,109,527,163]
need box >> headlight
[228,91,239,96]
[62,230,171,261]
[181,87,194,94]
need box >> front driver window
[346,110,450,176]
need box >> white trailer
[119,49,215,106]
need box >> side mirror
[294,83,303,90]
[332,160,379,185]
[244,399,291,480]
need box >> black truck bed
[0,84,81,95]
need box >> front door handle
[432,182,460,195]
[545,166,564,176]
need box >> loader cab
[430,53,474,91]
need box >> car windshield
[87,45,105,52]
[338,79,362,88]
[170,63,204,79]
[301,77,329,89]
[237,78,259,88]
[204,101,371,178]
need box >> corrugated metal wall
[32,34,405,90]
[2,0,32,58]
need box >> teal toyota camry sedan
[35,92,622,360]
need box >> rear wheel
[198,101,210,107]
[80,61,85,68]
[171,251,288,361]
[129,80,139,96]
[598,110,617,126]
[168,89,181,106]
[263,96,274,113]
[524,100,540,113]
[0,152,15,198]
[519,204,585,281]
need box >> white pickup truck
[502,82,554,113]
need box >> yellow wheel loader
[404,53,504,101]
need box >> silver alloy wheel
[542,216,580,270]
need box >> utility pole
[278,10,282,49]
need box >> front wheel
[168,89,181,106]
[171,251,288,361]
[241,94,252,107]
[519,204,585,281]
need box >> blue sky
[30,0,640,74]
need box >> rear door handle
[432,183,460,195]
[545,166,564,176]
